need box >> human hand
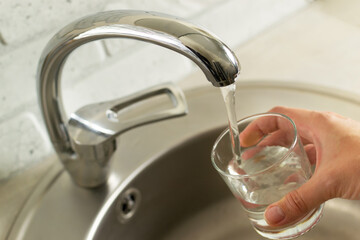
[240,106,360,227]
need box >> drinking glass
[211,113,324,239]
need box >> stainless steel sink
[7,82,360,239]
[89,128,360,240]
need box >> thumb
[264,176,328,226]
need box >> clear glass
[211,113,324,239]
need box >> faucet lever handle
[69,83,188,137]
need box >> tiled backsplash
[0,0,309,181]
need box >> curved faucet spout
[37,10,240,187]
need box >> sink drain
[116,188,141,223]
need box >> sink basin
[89,128,360,240]
[7,81,360,239]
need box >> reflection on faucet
[37,10,240,188]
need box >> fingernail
[242,131,262,147]
[265,206,285,224]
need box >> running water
[220,83,242,166]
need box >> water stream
[220,83,242,166]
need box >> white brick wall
[0,1,105,54]
[0,0,309,180]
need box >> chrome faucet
[37,10,240,188]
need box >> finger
[267,106,328,144]
[240,146,264,160]
[304,144,316,165]
[240,114,290,147]
[264,174,328,226]
[259,129,293,148]
[241,130,293,160]
[239,126,265,147]
[300,136,313,146]
[240,106,321,148]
